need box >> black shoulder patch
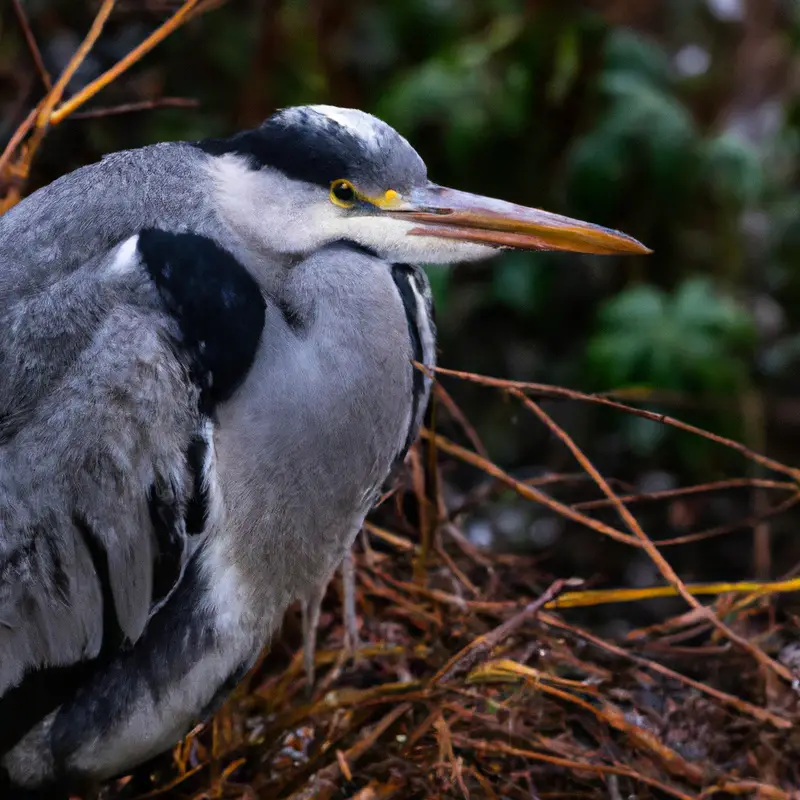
[137,229,266,413]
[192,112,370,188]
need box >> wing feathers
[0,262,199,701]
[147,471,187,610]
[72,514,127,658]
[0,227,266,762]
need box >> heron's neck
[211,244,426,620]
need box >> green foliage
[603,28,671,88]
[490,252,551,315]
[423,263,453,313]
[701,133,764,206]
[566,29,697,220]
[587,278,756,394]
[375,13,529,159]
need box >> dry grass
[87,368,800,799]
[4,4,800,797]
[100,364,800,798]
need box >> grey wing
[0,239,204,704]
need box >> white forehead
[299,105,387,150]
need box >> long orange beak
[387,183,650,256]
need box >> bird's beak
[386,183,651,255]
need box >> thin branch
[553,576,800,609]
[189,0,229,16]
[11,0,51,90]
[656,491,800,547]
[515,391,794,684]
[1,0,221,213]
[0,105,38,186]
[541,612,791,729]
[573,478,795,511]
[286,703,412,800]
[420,429,642,548]
[1,0,118,212]
[449,736,697,800]
[69,97,199,119]
[430,579,566,685]
[50,0,204,125]
[429,365,800,481]
[36,0,117,129]
[434,381,489,459]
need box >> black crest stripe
[192,110,370,188]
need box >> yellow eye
[330,179,357,208]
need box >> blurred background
[3,0,800,636]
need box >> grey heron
[0,105,649,798]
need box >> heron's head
[199,105,650,264]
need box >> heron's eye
[330,179,357,208]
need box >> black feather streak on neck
[390,263,428,463]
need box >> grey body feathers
[0,140,434,790]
